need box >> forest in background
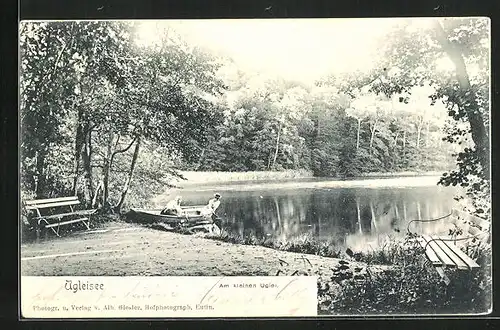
[19,18,490,216]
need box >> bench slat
[35,212,80,220]
[74,209,98,215]
[45,218,88,228]
[433,239,469,270]
[25,196,79,205]
[422,235,456,267]
[417,237,442,266]
[441,240,480,269]
[34,209,97,220]
[25,200,80,210]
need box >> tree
[20,22,77,197]
[336,18,490,215]
[20,21,137,204]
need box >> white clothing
[207,198,221,212]
[201,198,220,216]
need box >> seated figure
[160,196,183,216]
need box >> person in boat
[160,196,184,216]
[201,193,221,219]
[201,193,222,233]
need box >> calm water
[156,177,458,251]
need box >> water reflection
[162,185,456,251]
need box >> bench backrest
[24,196,81,210]
[451,208,490,242]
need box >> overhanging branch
[111,135,138,161]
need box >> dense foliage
[20,22,225,212]
[183,72,457,177]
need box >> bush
[319,239,492,315]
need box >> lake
[154,176,459,252]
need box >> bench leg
[54,224,61,237]
[47,224,61,237]
[37,218,55,239]
[435,267,450,286]
[38,218,61,238]
[83,218,91,230]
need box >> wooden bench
[408,208,490,284]
[24,196,97,237]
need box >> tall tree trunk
[34,150,47,198]
[356,118,361,151]
[267,152,272,170]
[102,131,114,207]
[81,123,93,207]
[369,119,378,153]
[72,107,85,195]
[432,20,490,180]
[402,130,407,164]
[116,137,141,213]
[195,148,206,170]
[416,117,424,149]
[92,180,103,208]
[272,122,282,169]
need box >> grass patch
[204,229,343,258]
[349,235,412,266]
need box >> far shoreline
[175,170,447,187]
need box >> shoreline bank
[161,176,445,195]
[177,170,446,185]
[176,170,446,187]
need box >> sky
[135,18,402,84]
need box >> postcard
[19,17,491,319]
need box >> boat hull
[126,208,213,227]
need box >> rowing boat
[126,207,214,227]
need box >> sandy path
[21,221,387,279]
